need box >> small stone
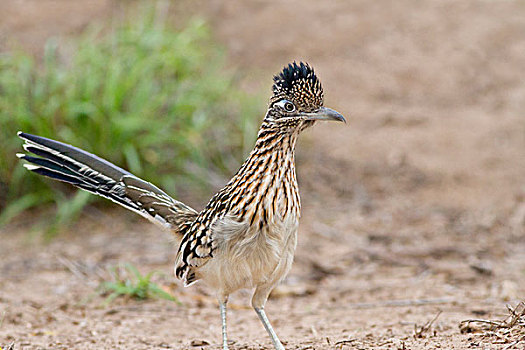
[190,339,210,346]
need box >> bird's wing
[174,196,250,286]
[174,214,218,285]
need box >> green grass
[98,263,179,304]
[0,3,261,229]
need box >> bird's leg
[252,286,285,350]
[219,295,229,350]
[254,307,285,350]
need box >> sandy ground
[1,0,525,349]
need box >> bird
[17,61,345,350]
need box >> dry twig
[460,301,525,333]
[460,301,525,347]
[2,342,15,350]
[334,339,356,348]
[414,310,442,338]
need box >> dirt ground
[1,1,525,349]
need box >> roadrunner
[18,62,345,350]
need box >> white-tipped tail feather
[17,132,197,236]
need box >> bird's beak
[304,107,346,123]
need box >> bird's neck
[245,123,301,182]
[224,123,301,220]
[253,123,299,157]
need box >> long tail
[17,132,197,236]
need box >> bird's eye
[275,100,296,113]
[284,101,295,112]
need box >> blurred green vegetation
[0,4,261,229]
[98,263,180,304]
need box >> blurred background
[1,1,524,349]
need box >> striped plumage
[18,62,345,350]
[175,116,302,285]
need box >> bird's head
[265,62,345,131]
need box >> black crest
[272,62,323,109]
[272,62,317,93]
